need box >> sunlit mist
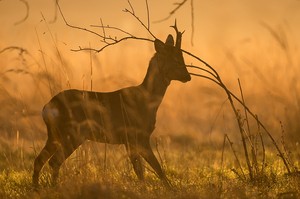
[0,0,300,198]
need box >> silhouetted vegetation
[0,0,299,198]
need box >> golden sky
[1,0,300,51]
[1,0,300,138]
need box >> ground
[0,136,299,199]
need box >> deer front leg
[139,140,171,187]
[126,144,145,180]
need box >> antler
[171,19,184,49]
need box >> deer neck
[141,55,170,105]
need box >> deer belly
[74,119,122,144]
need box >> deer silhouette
[32,24,191,187]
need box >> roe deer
[32,24,191,187]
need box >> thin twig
[238,79,259,176]
[237,79,253,180]
[189,73,220,86]
[49,0,59,23]
[71,37,153,53]
[57,2,105,40]
[256,115,266,173]
[280,121,294,171]
[228,89,253,180]
[238,79,251,138]
[145,0,150,30]
[154,0,188,23]
[99,19,106,43]
[127,0,135,15]
[225,134,246,180]
[190,0,194,46]
[219,134,226,190]
[123,8,156,39]
[186,65,218,79]
[90,24,134,37]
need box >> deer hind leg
[32,139,59,187]
[126,145,145,180]
[48,146,64,185]
[48,136,83,185]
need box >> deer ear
[165,34,174,46]
[154,39,165,53]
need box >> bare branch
[56,2,105,40]
[90,24,134,37]
[14,0,29,25]
[225,134,247,180]
[184,49,292,174]
[189,73,220,86]
[127,0,135,15]
[56,1,155,53]
[71,36,153,53]
[182,49,220,79]
[99,18,106,43]
[154,0,195,46]
[123,8,156,39]
[154,0,188,23]
[186,65,217,79]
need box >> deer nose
[186,74,191,81]
[182,73,191,83]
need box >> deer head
[154,22,191,83]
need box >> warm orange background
[1,0,300,143]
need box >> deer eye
[173,54,183,64]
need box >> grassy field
[0,136,299,199]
